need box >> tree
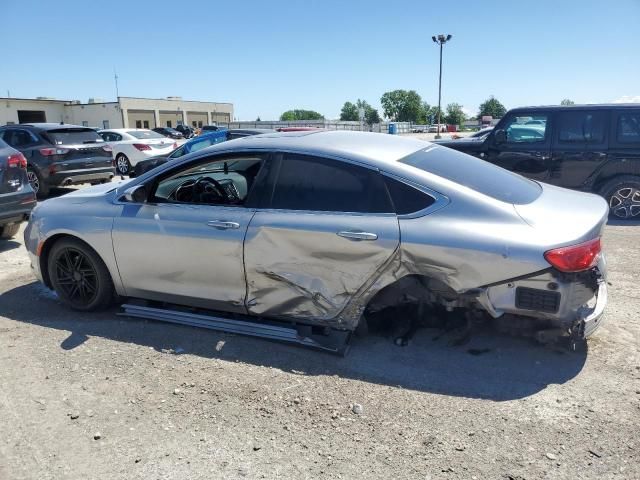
[256,116,261,121]
[417,102,442,124]
[478,96,506,118]
[340,102,359,121]
[444,103,466,126]
[560,99,575,106]
[356,99,381,125]
[280,109,324,121]
[380,89,423,122]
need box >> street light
[432,34,452,139]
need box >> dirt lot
[0,196,639,479]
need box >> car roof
[99,128,152,133]
[0,122,89,131]
[229,128,276,134]
[509,103,640,113]
[220,130,429,166]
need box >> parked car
[437,104,640,219]
[132,129,275,177]
[0,123,114,198]
[201,125,221,133]
[428,124,447,133]
[132,130,229,176]
[25,131,608,353]
[152,127,184,140]
[0,138,36,239]
[98,129,177,175]
[175,124,195,139]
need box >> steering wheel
[193,176,228,203]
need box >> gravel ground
[0,202,639,479]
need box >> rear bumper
[47,168,115,187]
[577,279,607,338]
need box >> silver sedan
[24,131,609,350]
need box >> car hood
[514,183,609,247]
[43,179,132,205]
[434,138,485,152]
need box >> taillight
[133,143,151,151]
[544,238,601,273]
[7,152,28,169]
[39,147,69,156]
[102,145,113,153]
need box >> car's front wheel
[601,176,640,220]
[47,238,114,311]
[115,154,131,175]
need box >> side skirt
[119,301,352,356]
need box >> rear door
[549,109,609,188]
[485,111,552,181]
[243,153,400,322]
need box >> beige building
[0,96,233,129]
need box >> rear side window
[384,176,435,214]
[558,111,606,143]
[617,113,640,143]
[270,154,393,213]
[400,145,542,205]
[45,128,103,145]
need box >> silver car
[24,131,608,351]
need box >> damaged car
[24,131,608,353]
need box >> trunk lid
[514,183,609,247]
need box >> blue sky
[2,0,639,120]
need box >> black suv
[0,138,36,239]
[0,123,115,198]
[437,104,640,219]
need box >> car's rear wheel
[47,238,114,311]
[116,154,131,175]
[0,223,20,240]
[27,167,49,198]
[600,176,640,220]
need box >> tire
[115,154,131,176]
[47,237,114,311]
[27,166,49,198]
[600,176,640,220]
[0,223,20,240]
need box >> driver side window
[503,114,548,143]
[151,154,265,207]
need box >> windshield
[127,130,165,139]
[399,145,542,204]
[45,128,104,145]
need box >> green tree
[478,96,507,118]
[380,89,423,122]
[417,102,442,124]
[444,103,466,126]
[356,99,381,125]
[280,109,324,121]
[256,116,261,121]
[560,99,575,106]
[340,102,359,121]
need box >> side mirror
[494,129,507,144]
[121,184,147,203]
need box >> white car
[98,129,177,175]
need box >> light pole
[432,34,452,139]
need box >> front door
[112,153,266,312]
[485,111,552,181]
[243,153,400,323]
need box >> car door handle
[336,231,378,241]
[207,220,240,230]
